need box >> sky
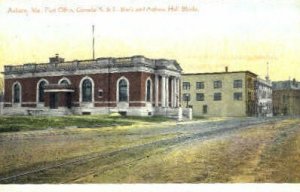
[0,0,300,81]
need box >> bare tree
[0,75,3,94]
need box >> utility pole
[92,25,95,60]
[266,62,270,81]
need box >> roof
[2,55,182,75]
[182,71,257,77]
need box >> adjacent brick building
[2,54,182,116]
[272,79,300,116]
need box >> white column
[173,77,176,108]
[166,76,169,108]
[176,77,180,107]
[155,74,159,107]
[161,75,166,107]
[171,77,175,108]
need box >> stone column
[161,75,166,107]
[155,74,159,107]
[173,77,176,108]
[171,77,175,108]
[176,77,180,107]
[165,76,169,108]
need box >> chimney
[225,66,228,72]
[293,78,296,86]
[49,54,65,64]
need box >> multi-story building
[181,69,257,117]
[256,77,273,117]
[273,79,300,116]
[2,54,182,116]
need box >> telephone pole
[92,25,95,60]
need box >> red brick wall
[4,71,154,106]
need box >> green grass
[110,115,170,122]
[0,115,170,133]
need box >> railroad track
[0,117,288,183]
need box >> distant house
[256,77,273,117]
[2,54,182,116]
[272,79,300,116]
[181,68,257,117]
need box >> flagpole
[92,25,95,60]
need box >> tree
[0,75,3,94]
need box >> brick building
[272,79,300,116]
[2,54,182,116]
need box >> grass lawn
[0,115,170,133]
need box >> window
[214,92,222,101]
[233,80,243,88]
[38,81,47,102]
[203,105,208,114]
[82,79,92,102]
[59,78,71,85]
[182,82,191,90]
[13,83,21,103]
[60,80,69,85]
[98,89,103,97]
[233,92,243,100]
[196,93,204,101]
[196,82,204,89]
[146,79,151,102]
[214,80,222,89]
[119,79,128,102]
[182,93,190,101]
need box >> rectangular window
[196,93,204,101]
[98,89,103,97]
[203,105,208,114]
[182,93,191,101]
[233,92,243,100]
[214,80,222,89]
[214,92,222,101]
[182,82,191,90]
[233,80,243,88]
[196,82,204,89]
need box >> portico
[155,73,180,109]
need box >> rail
[4,56,157,75]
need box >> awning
[44,84,75,93]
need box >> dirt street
[0,117,299,183]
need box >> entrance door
[49,93,58,109]
[66,93,72,108]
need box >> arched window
[58,77,71,85]
[13,83,21,103]
[82,79,92,102]
[60,80,69,85]
[146,79,151,102]
[38,81,47,102]
[118,79,128,102]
